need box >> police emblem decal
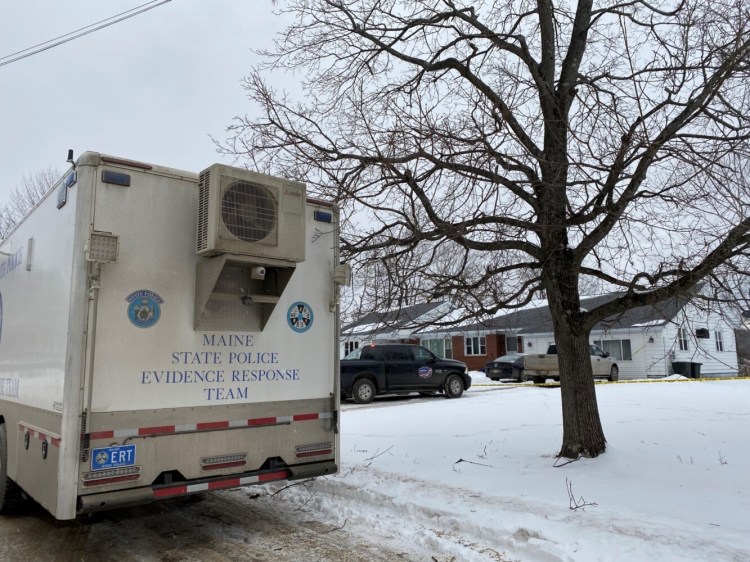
[126,290,164,328]
[418,366,433,379]
[287,301,313,333]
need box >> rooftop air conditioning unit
[196,164,306,262]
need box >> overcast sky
[0,0,287,203]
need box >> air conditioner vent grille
[221,181,277,243]
[196,169,211,252]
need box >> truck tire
[352,379,376,404]
[608,365,619,382]
[532,376,545,385]
[515,368,528,382]
[0,422,24,514]
[444,375,464,398]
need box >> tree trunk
[553,321,606,458]
[544,250,607,459]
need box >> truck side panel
[0,166,85,517]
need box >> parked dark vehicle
[341,343,471,404]
[485,353,527,382]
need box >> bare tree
[221,0,750,458]
[0,167,59,238]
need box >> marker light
[82,466,141,487]
[201,453,248,471]
[295,442,333,458]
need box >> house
[417,292,740,379]
[340,301,452,357]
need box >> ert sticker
[287,301,313,333]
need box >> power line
[0,0,173,68]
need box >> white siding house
[340,301,452,357]
[421,291,740,380]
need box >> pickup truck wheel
[352,379,376,404]
[532,376,545,385]
[0,422,25,514]
[608,365,619,382]
[516,368,528,382]
[444,375,464,398]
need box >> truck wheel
[352,379,376,404]
[0,422,24,514]
[532,376,545,385]
[608,365,619,382]
[444,375,464,398]
[516,368,528,382]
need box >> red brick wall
[450,333,506,371]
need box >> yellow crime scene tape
[473,376,750,387]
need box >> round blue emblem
[287,301,313,333]
[418,366,433,379]
[126,290,163,329]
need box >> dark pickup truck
[340,343,471,404]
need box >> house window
[344,340,360,356]
[594,339,633,361]
[424,338,452,359]
[506,335,523,353]
[678,328,689,351]
[465,336,486,356]
[715,331,724,352]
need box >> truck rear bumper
[77,460,337,515]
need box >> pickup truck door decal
[385,347,441,390]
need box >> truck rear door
[75,159,338,510]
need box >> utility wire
[0,0,172,68]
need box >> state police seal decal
[126,290,163,328]
[287,301,313,333]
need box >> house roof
[422,291,691,336]
[342,301,450,338]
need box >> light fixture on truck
[86,231,119,263]
[201,453,247,471]
[295,442,334,459]
[82,466,141,487]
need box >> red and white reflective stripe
[87,411,334,441]
[18,423,61,448]
[152,469,289,499]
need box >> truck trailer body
[0,152,341,519]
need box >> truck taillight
[201,453,247,471]
[82,466,141,487]
[295,442,333,459]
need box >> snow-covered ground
[272,375,750,561]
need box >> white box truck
[0,152,342,520]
